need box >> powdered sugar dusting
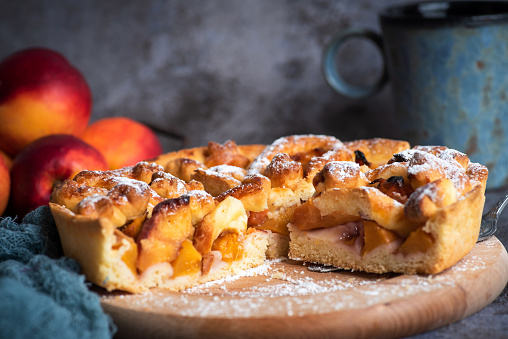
[407,150,469,192]
[150,172,188,193]
[103,260,448,318]
[199,168,243,184]
[208,165,247,181]
[183,258,385,298]
[393,149,417,162]
[78,194,109,208]
[325,161,364,182]
[438,149,466,165]
[106,176,151,193]
[101,238,503,320]
[247,134,343,175]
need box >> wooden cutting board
[100,236,508,339]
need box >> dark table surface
[411,188,508,339]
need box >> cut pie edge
[288,184,485,275]
[50,202,268,293]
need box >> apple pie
[49,135,488,293]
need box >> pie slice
[288,146,488,274]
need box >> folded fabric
[0,206,116,339]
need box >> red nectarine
[0,47,92,157]
[0,149,12,170]
[9,134,108,217]
[82,117,162,170]
[0,154,10,216]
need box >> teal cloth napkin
[0,206,116,339]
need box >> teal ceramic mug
[323,1,508,189]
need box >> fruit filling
[171,239,202,278]
[291,217,433,259]
[211,232,244,264]
[370,176,414,204]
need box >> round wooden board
[100,237,508,339]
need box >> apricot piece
[121,239,138,276]
[308,187,418,237]
[398,227,435,255]
[112,233,138,276]
[171,239,202,278]
[362,220,400,256]
[119,212,147,239]
[211,232,244,264]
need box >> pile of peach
[0,48,163,218]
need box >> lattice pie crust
[49,135,488,293]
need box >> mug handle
[322,28,388,99]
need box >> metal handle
[485,193,508,220]
[478,192,508,241]
[322,28,388,99]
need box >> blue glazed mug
[323,1,508,189]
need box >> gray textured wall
[0,0,410,151]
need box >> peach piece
[211,232,244,264]
[362,220,400,256]
[116,235,138,276]
[120,212,147,239]
[398,227,435,255]
[82,117,162,170]
[0,48,91,157]
[171,239,202,278]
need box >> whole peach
[10,134,108,217]
[0,47,92,157]
[0,153,9,216]
[82,117,162,170]
[0,149,12,170]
